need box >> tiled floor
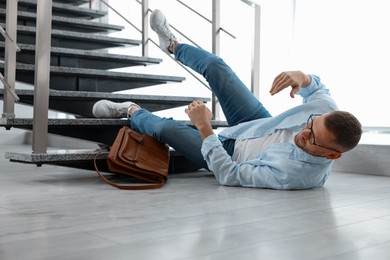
[1,144,390,260]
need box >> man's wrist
[197,123,214,140]
[302,74,312,88]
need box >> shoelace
[156,23,177,42]
[107,106,139,119]
[108,107,128,117]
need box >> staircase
[0,0,226,173]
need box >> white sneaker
[150,9,178,54]
[92,100,140,118]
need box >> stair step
[0,63,185,92]
[0,0,106,19]
[0,24,139,50]
[5,149,114,173]
[52,0,90,5]
[6,148,107,164]
[0,118,228,129]
[0,10,124,33]
[0,43,161,69]
[0,89,210,117]
[5,148,201,173]
[0,117,130,144]
[0,118,228,145]
[0,118,141,144]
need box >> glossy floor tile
[1,144,390,260]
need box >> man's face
[294,114,341,159]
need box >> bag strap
[94,147,166,190]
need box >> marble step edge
[0,9,124,32]
[5,148,108,163]
[0,23,140,46]
[52,0,90,5]
[0,118,229,128]
[0,43,162,64]
[4,147,188,165]
[0,63,185,82]
[2,0,107,19]
[0,89,209,103]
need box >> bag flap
[135,135,169,177]
[119,128,139,162]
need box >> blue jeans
[130,44,271,169]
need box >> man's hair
[324,111,362,152]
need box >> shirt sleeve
[296,75,337,108]
[201,134,304,189]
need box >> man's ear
[326,152,342,160]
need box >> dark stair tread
[0,118,228,128]
[0,0,89,6]
[0,0,106,19]
[0,89,210,117]
[52,0,90,5]
[0,9,124,33]
[0,24,140,50]
[1,117,130,127]
[0,43,161,69]
[0,118,145,144]
[0,118,228,145]
[8,89,207,102]
[0,63,185,92]
[6,63,184,81]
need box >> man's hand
[185,100,214,140]
[269,71,311,98]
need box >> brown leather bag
[94,126,170,190]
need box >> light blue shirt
[201,75,339,190]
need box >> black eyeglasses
[307,114,341,153]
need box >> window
[282,0,389,127]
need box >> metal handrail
[100,0,249,83]
[0,73,19,101]
[2,0,20,119]
[101,0,141,34]
[176,0,236,40]
[0,26,21,52]
[100,0,211,90]
[98,0,260,101]
[0,22,20,101]
[101,0,261,119]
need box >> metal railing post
[142,0,149,57]
[251,4,261,98]
[2,0,19,119]
[211,0,221,120]
[32,0,53,153]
